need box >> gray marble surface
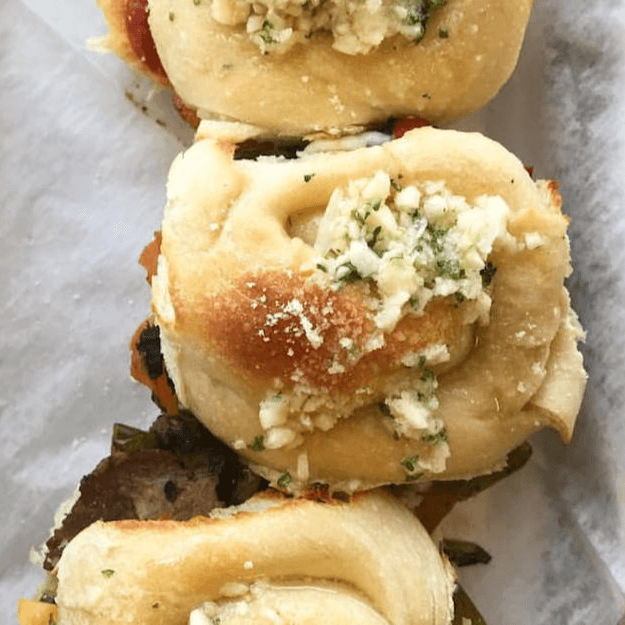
[2,0,625,622]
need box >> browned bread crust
[151,124,586,491]
[95,0,533,134]
[53,490,455,624]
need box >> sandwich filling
[210,0,448,54]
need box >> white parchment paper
[2,0,625,623]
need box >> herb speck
[250,436,265,451]
[423,428,449,444]
[401,456,420,473]
[421,368,435,382]
[277,472,292,488]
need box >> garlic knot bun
[95,0,534,134]
[54,490,456,625]
[151,123,586,492]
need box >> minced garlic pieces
[210,0,446,55]
[256,385,352,451]
[313,172,511,332]
[248,173,513,464]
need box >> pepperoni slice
[173,92,201,129]
[125,0,168,82]
[392,116,431,138]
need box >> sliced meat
[44,410,266,571]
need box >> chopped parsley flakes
[250,435,265,451]
[401,455,420,473]
[277,472,292,488]
[423,428,448,444]
[420,367,435,382]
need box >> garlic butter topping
[312,171,511,331]
[209,0,447,54]
[252,171,513,475]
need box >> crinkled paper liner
[2,0,625,622]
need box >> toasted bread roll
[54,490,455,625]
[94,0,533,134]
[151,123,586,491]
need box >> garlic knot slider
[150,123,586,492]
[50,490,456,624]
[94,0,534,134]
